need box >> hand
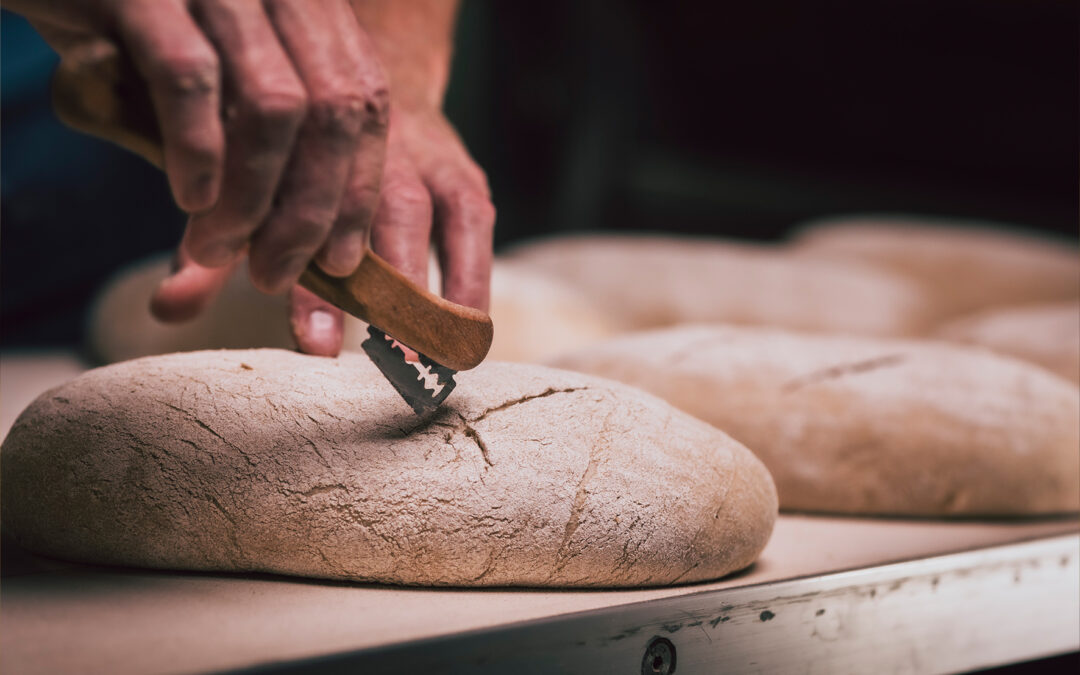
[10,0,390,293]
[159,106,496,356]
[12,0,494,358]
[282,0,495,356]
[155,1,496,358]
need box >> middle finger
[249,0,385,294]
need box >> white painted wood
[261,535,1078,674]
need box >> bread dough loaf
[505,234,935,336]
[484,262,614,362]
[89,256,612,364]
[792,214,1079,322]
[0,350,776,587]
[88,256,296,362]
[935,302,1080,385]
[550,325,1080,516]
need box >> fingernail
[307,309,336,340]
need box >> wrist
[381,52,451,113]
[349,0,458,112]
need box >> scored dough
[0,350,776,587]
[550,325,1080,516]
[791,214,1079,323]
[934,301,1080,385]
[505,234,936,336]
[89,256,613,364]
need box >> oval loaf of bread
[935,301,1080,385]
[0,350,776,587]
[550,325,1080,516]
[505,234,935,336]
[792,214,1079,322]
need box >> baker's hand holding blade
[6,0,495,358]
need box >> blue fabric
[1,11,184,348]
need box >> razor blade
[361,325,457,415]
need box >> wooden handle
[298,261,491,371]
[51,45,492,371]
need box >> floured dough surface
[792,214,1080,322]
[551,325,1080,516]
[505,234,935,336]
[0,350,776,587]
[935,302,1080,385]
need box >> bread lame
[51,46,493,414]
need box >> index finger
[117,0,224,213]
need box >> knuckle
[339,184,380,222]
[247,87,309,129]
[306,89,367,143]
[390,180,433,211]
[450,190,496,229]
[346,183,381,208]
[152,49,220,97]
[384,179,433,226]
[275,208,336,250]
[363,87,391,131]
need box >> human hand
[151,106,495,357]
[279,0,495,356]
[12,0,494,358]
[279,105,494,355]
[153,1,495,357]
[11,0,390,294]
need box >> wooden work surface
[2,352,1078,674]
[3,516,1077,674]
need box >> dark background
[2,0,1077,348]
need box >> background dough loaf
[89,256,612,364]
[791,214,1079,323]
[505,234,936,336]
[550,325,1080,516]
[1,350,776,587]
[88,256,295,362]
[934,301,1080,385]
[476,262,614,362]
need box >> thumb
[150,245,238,323]
[289,286,344,357]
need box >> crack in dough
[783,353,907,392]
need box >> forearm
[350,0,460,110]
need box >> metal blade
[361,325,457,415]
